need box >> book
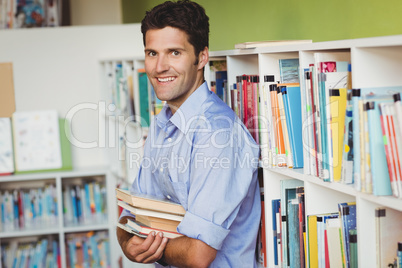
[326,217,343,268]
[366,98,392,196]
[0,118,14,175]
[12,110,63,173]
[329,88,347,182]
[307,215,319,268]
[282,83,304,168]
[117,200,184,222]
[279,58,300,84]
[341,91,354,184]
[234,40,312,49]
[135,214,180,234]
[338,202,356,268]
[138,69,150,127]
[280,179,303,267]
[287,198,301,268]
[349,229,358,268]
[278,85,293,168]
[125,218,183,239]
[115,188,186,216]
[271,199,280,266]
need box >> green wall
[121,0,402,51]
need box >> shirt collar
[155,81,211,134]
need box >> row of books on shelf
[1,237,60,268]
[0,184,58,231]
[63,182,108,226]
[261,179,402,268]
[0,110,72,176]
[66,231,110,268]
[103,62,164,127]
[115,188,185,239]
[210,51,402,199]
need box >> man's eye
[148,51,156,56]
[172,51,180,56]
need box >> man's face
[144,26,207,110]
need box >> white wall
[0,24,144,169]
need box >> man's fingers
[143,234,169,263]
[129,232,165,263]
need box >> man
[117,1,261,267]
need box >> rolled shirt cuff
[177,211,230,250]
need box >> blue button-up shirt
[120,81,261,267]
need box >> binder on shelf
[0,62,16,117]
[12,110,72,174]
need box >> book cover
[0,63,16,117]
[278,86,293,168]
[117,200,184,222]
[116,188,185,215]
[12,110,63,173]
[138,70,150,127]
[279,58,300,83]
[352,89,362,191]
[341,91,354,184]
[215,70,227,101]
[125,218,183,239]
[272,199,280,266]
[329,88,347,182]
[349,229,358,268]
[270,84,286,167]
[366,98,392,196]
[326,217,343,268]
[280,179,303,267]
[135,214,179,233]
[282,83,304,168]
[307,215,319,268]
[338,202,356,268]
[288,198,301,268]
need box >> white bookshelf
[0,167,121,268]
[209,34,402,268]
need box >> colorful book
[341,91,354,184]
[278,85,293,168]
[279,58,300,83]
[272,199,280,266]
[307,214,319,268]
[138,70,150,127]
[288,198,301,268]
[280,179,303,267]
[329,88,347,182]
[338,202,357,268]
[366,98,392,196]
[282,83,304,168]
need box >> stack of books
[115,188,186,239]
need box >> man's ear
[197,47,209,70]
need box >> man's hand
[123,231,168,263]
[117,216,168,264]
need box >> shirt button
[168,138,172,142]
[167,195,171,199]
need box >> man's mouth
[157,77,176,82]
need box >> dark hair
[141,0,209,58]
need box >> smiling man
[117,1,261,267]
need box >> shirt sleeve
[177,126,259,250]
